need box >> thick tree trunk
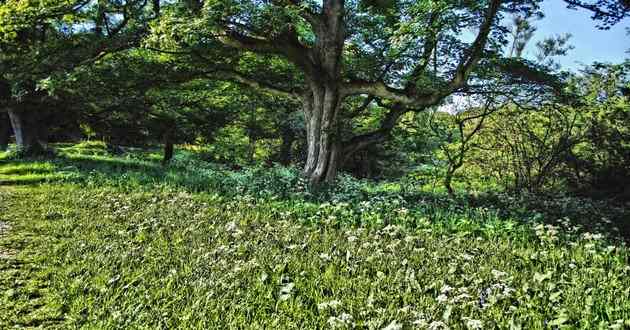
[300,0,346,185]
[302,83,343,185]
[0,112,11,151]
[7,108,47,156]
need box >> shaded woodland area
[0,0,627,196]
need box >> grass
[1,144,629,328]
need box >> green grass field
[1,144,629,329]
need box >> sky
[522,0,629,71]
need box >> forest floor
[1,143,629,329]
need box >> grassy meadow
[1,143,629,329]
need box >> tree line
[0,0,628,196]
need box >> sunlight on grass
[1,185,628,328]
[1,145,629,328]
[0,173,72,185]
[0,162,57,176]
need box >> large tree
[152,0,568,184]
[0,0,159,155]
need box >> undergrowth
[1,144,629,328]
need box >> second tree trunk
[7,108,47,156]
[0,112,11,151]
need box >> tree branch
[341,0,503,108]
[210,70,302,99]
[342,101,407,158]
[448,0,502,91]
[216,23,315,73]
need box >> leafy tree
[566,62,630,199]
[151,0,562,185]
[429,97,502,196]
[0,0,159,155]
[563,0,629,29]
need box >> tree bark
[300,0,346,185]
[302,83,343,185]
[0,112,11,151]
[162,130,174,165]
[7,108,47,156]
[276,125,295,165]
[444,171,455,197]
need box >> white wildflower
[492,269,507,279]
[278,282,294,301]
[453,293,472,303]
[464,318,483,330]
[428,320,449,330]
[440,285,453,294]
[317,300,342,311]
[327,313,354,328]
[225,221,238,232]
[382,320,403,330]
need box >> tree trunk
[7,108,46,156]
[302,83,343,185]
[444,171,455,197]
[0,112,11,151]
[301,0,346,185]
[162,130,174,165]
[276,126,295,165]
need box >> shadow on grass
[1,149,629,242]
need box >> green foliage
[1,147,629,328]
[449,62,630,199]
